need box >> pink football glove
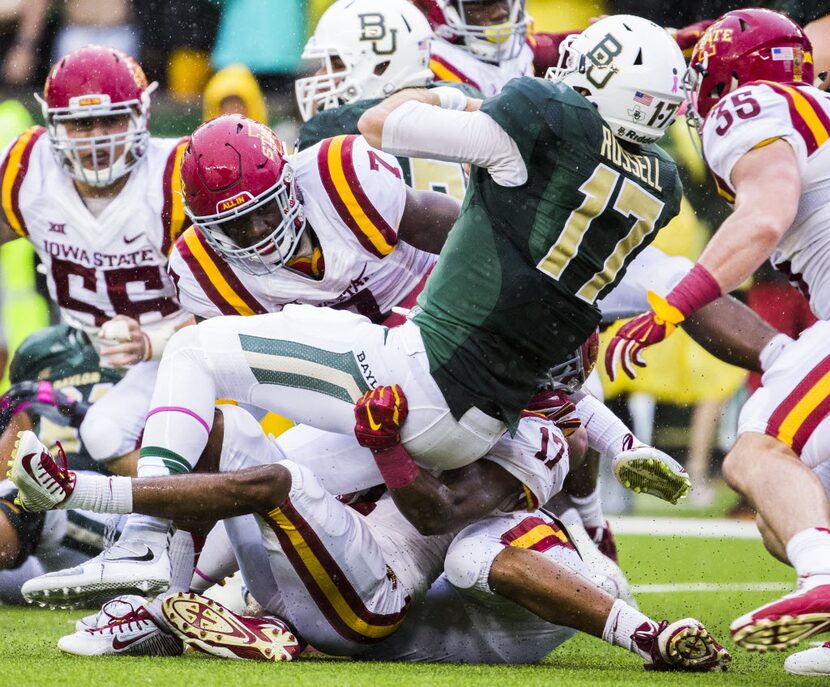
[354,385,409,451]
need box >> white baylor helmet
[296,0,433,122]
[546,15,686,144]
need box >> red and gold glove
[605,264,721,381]
[669,19,714,56]
[353,384,409,451]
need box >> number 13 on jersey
[536,163,664,303]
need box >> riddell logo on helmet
[618,127,653,144]
[218,192,253,212]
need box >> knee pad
[79,404,129,463]
[443,531,503,594]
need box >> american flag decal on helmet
[633,91,653,106]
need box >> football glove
[612,442,691,505]
[0,380,89,434]
[354,384,409,451]
[605,291,685,381]
[670,19,715,55]
[526,390,581,437]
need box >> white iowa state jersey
[484,411,570,512]
[0,127,191,336]
[168,135,436,323]
[428,38,534,97]
[702,81,830,318]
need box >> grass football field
[2,526,827,686]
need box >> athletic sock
[569,488,605,530]
[576,394,636,460]
[168,529,196,594]
[602,599,659,660]
[786,528,830,583]
[62,473,133,514]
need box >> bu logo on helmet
[357,12,398,55]
[586,33,622,89]
[359,13,398,55]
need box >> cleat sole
[732,614,830,652]
[614,458,690,505]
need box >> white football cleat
[8,430,75,511]
[162,592,302,662]
[58,603,182,656]
[22,537,170,608]
[74,594,148,632]
[613,443,690,505]
[784,641,830,675]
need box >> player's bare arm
[697,140,800,293]
[607,141,801,380]
[682,295,779,372]
[380,459,522,536]
[398,187,460,255]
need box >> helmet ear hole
[633,48,643,66]
[373,60,391,76]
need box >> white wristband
[759,333,793,372]
[432,86,468,111]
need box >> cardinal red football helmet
[37,45,156,187]
[545,329,600,393]
[180,114,306,275]
[411,0,528,64]
[686,9,814,126]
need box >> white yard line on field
[632,582,791,594]
[608,516,761,539]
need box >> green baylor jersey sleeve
[414,77,683,429]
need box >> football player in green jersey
[359,14,687,430]
[0,325,122,603]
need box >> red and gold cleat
[162,592,303,662]
[731,584,830,652]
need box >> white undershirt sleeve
[380,101,528,187]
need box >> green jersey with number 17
[414,77,683,430]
